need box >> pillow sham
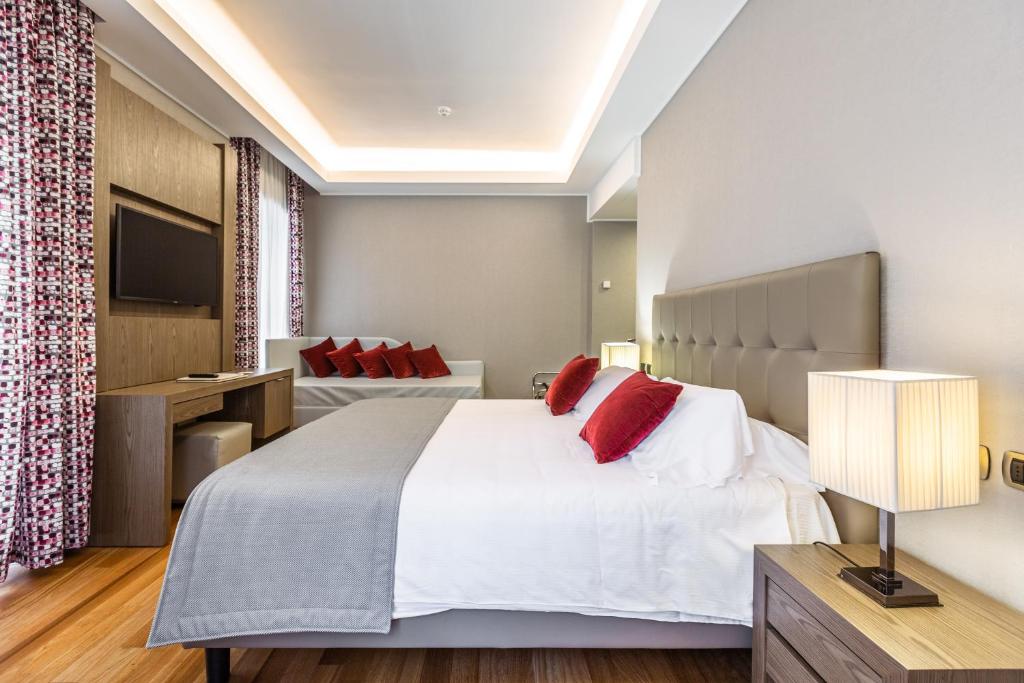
[408,345,451,378]
[325,338,364,378]
[580,371,682,464]
[571,365,636,422]
[383,341,417,379]
[298,336,337,378]
[629,379,754,487]
[545,355,599,416]
[353,342,392,378]
[742,418,821,490]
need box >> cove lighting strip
[147,0,657,179]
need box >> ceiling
[218,0,624,152]
[85,0,747,195]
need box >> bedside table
[754,544,1024,682]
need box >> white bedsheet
[393,400,839,627]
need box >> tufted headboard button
[651,252,879,442]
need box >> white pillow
[742,418,822,490]
[571,365,636,422]
[629,379,754,488]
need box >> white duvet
[393,399,838,627]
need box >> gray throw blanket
[148,397,457,647]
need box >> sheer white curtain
[257,148,290,366]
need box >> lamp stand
[838,510,941,608]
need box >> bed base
[204,647,229,683]
[190,609,751,681]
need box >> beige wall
[638,0,1024,610]
[305,195,591,398]
[590,222,636,355]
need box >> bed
[149,252,881,681]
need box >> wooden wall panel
[95,57,233,391]
[98,317,221,390]
[107,81,222,224]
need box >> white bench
[265,336,484,426]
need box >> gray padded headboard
[652,252,881,542]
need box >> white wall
[305,195,591,398]
[638,0,1024,610]
[590,222,636,354]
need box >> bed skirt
[185,609,753,650]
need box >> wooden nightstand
[754,544,1024,682]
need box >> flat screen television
[114,205,219,306]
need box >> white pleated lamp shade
[600,342,640,371]
[808,370,979,513]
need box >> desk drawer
[218,374,293,439]
[260,376,291,437]
[172,394,222,423]
[767,580,880,683]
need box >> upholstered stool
[172,421,252,502]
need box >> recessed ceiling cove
[129,0,660,183]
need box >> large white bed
[174,253,881,683]
[393,399,837,626]
[184,396,839,659]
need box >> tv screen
[114,205,219,306]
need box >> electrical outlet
[1003,451,1024,491]
[1012,459,1024,484]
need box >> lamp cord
[813,541,862,567]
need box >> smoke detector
[437,105,452,118]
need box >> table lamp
[600,342,640,371]
[808,370,979,607]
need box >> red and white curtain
[230,137,261,369]
[231,139,305,367]
[286,170,304,338]
[0,0,97,581]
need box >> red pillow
[545,355,599,416]
[383,341,417,379]
[299,337,337,378]
[580,372,683,464]
[353,342,392,379]
[408,345,451,379]
[325,338,364,378]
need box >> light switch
[601,280,612,290]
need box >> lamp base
[839,566,941,608]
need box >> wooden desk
[91,368,294,546]
[754,544,1024,682]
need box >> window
[257,148,289,366]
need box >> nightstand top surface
[757,543,1024,671]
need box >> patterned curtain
[230,137,261,369]
[285,170,304,338]
[0,0,97,581]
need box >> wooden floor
[0,527,751,683]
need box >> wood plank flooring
[0,530,751,682]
